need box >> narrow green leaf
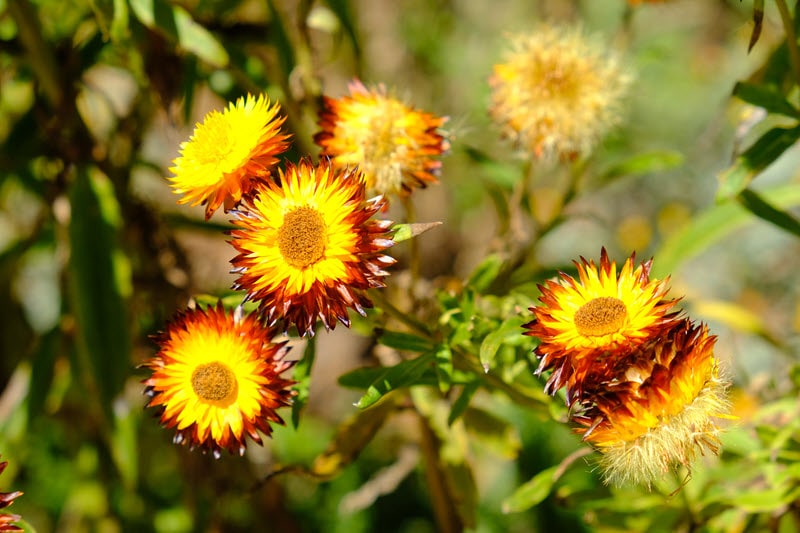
[597,150,684,184]
[434,344,453,393]
[733,81,799,118]
[479,316,528,372]
[68,167,131,417]
[356,352,435,409]
[448,380,480,426]
[110,0,130,42]
[26,327,60,423]
[737,187,800,238]
[717,125,800,199]
[377,329,434,353]
[467,254,504,292]
[392,222,442,243]
[292,334,316,428]
[338,364,438,390]
[502,464,560,513]
[653,183,800,277]
[462,407,521,459]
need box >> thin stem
[371,289,433,339]
[776,0,800,88]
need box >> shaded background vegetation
[1,0,800,532]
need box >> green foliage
[2,1,800,532]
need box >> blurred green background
[2,0,800,532]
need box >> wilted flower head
[314,80,449,200]
[0,457,23,532]
[574,320,729,486]
[169,93,290,219]
[524,248,680,404]
[142,303,295,457]
[229,158,396,336]
[489,26,631,160]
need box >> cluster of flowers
[524,250,730,486]
[142,82,449,456]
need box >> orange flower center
[278,206,328,268]
[191,362,238,404]
[574,297,628,337]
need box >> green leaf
[338,364,438,390]
[392,222,442,243]
[448,380,480,426]
[733,82,799,118]
[292,333,316,428]
[377,329,434,353]
[653,183,800,277]
[129,0,229,67]
[467,254,504,292]
[434,344,453,393]
[68,167,131,418]
[597,150,684,184]
[717,125,800,200]
[355,352,435,409]
[502,464,560,513]
[737,187,800,238]
[479,316,528,372]
[26,327,60,423]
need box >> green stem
[371,289,433,339]
[776,0,800,88]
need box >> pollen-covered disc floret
[524,248,680,402]
[0,458,22,532]
[142,303,296,457]
[314,80,449,199]
[489,26,631,160]
[573,320,729,486]
[169,93,291,219]
[229,158,396,336]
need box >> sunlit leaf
[129,0,229,67]
[355,352,435,409]
[653,183,800,277]
[392,221,442,243]
[717,125,800,200]
[479,315,528,372]
[467,254,505,292]
[597,150,684,184]
[434,344,453,393]
[502,464,560,513]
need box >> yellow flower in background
[142,303,295,457]
[314,80,449,199]
[169,94,291,219]
[524,248,680,403]
[229,158,396,336]
[489,26,631,160]
[574,320,729,486]
[0,457,23,532]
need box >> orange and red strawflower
[314,80,449,200]
[524,248,681,404]
[142,302,296,457]
[229,158,396,336]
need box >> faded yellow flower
[489,26,631,160]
